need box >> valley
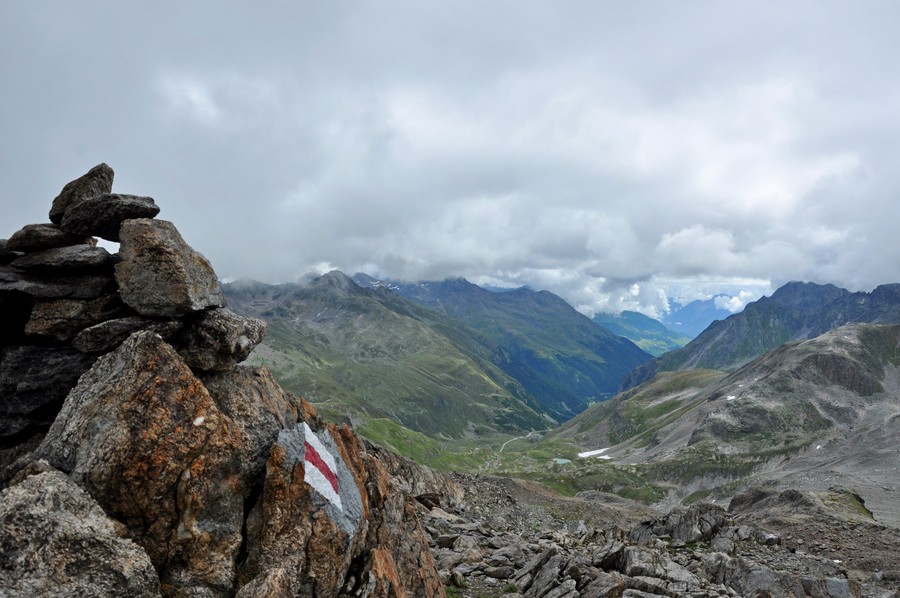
[230,274,900,536]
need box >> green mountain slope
[224,273,550,438]
[591,310,691,356]
[502,323,900,510]
[355,275,653,420]
[626,281,900,387]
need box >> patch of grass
[357,418,445,464]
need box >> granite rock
[0,465,161,597]
[5,223,92,252]
[116,219,224,317]
[60,193,160,242]
[10,244,112,272]
[48,163,114,224]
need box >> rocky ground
[411,473,900,598]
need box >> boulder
[60,193,160,242]
[0,465,161,597]
[24,295,127,343]
[0,239,21,265]
[0,345,96,440]
[35,331,245,595]
[581,572,625,598]
[629,503,728,545]
[176,308,267,371]
[115,219,224,317]
[5,223,91,252]
[48,163,114,224]
[72,316,182,354]
[10,244,112,272]
[240,423,443,597]
[199,365,304,483]
[0,266,117,300]
[0,290,34,346]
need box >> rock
[175,308,267,371]
[0,345,96,440]
[10,244,112,272]
[0,466,161,597]
[416,492,442,509]
[0,265,117,300]
[824,577,858,598]
[515,547,558,588]
[581,572,626,598]
[24,295,126,343]
[60,193,160,242]
[0,290,34,346]
[72,316,182,353]
[48,163,114,224]
[542,578,577,598]
[35,331,245,595]
[5,223,92,252]
[0,239,22,265]
[629,503,728,545]
[115,219,224,317]
[365,440,465,509]
[524,553,565,597]
[485,566,516,579]
[199,365,303,483]
[489,544,527,568]
[240,422,443,597]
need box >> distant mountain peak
[311,270,362,294]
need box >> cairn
[0,165,445,598]
[0,164,265,465]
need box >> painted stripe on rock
[304,441,338,493]
[302,422,343,511]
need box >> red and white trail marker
[303,422,343,511]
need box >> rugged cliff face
[0,165,447,597]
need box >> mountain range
[352,274,652,418]
[536,322,900,527]
[660,296,735,338]
[625,281,900,388]
[224,272,652,441]
[591,310,691,356]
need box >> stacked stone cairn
[0,165,444,597]
[0,163,264,458]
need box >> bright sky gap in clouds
[2,2,899,318]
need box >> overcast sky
[3,2,899,317]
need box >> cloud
[2,2,900,320]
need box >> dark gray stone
[48,163,114,224]
[10,245,111,272]
[0,345,96,439]
[176,308,267,371]
[0,291,34,347]
[60,193,160,242]
[5,224,92,252]
[115,219,224,317]
[0,239,22,265]
[0,266,117,300]
[71,316,182,354]
[581,572,626,598]
[24,295,127,343]
[0,466,162,597]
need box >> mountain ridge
[625,280,900,387]
[353,274,654,419]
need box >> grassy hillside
[357,276,653,420]
[226,274,551,439]
[484,323,900,507]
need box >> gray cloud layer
[3,2,899,317]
